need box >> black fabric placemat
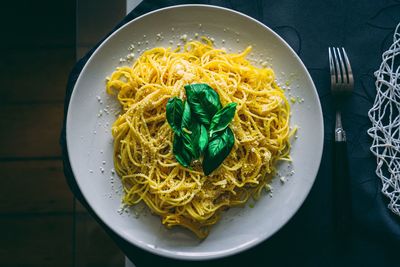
[61,0,400,266]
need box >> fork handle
[333,138,352,245]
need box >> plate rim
[66,4,324,260]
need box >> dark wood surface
[0,1,123,266]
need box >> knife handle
[333,140,352,242]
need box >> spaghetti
[106,39,292,238]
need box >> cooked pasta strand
[106,40,291,239]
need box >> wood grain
[0,215,73,267]
[0,48,74,104]
[0,103,63,158]
[0,160,72,214]
[0,1,129,265]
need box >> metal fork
[329,47,354,141]
[329,47,353,245]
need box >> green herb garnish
[173,135,192,167]
[198,124,209,154]
[166,97,184,136]
[181,101,199,159]
[202,127,235,175]
[209,102,237,138]
[184,83,222,126]
[166,83,236,175]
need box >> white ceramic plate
[67,5,323,260]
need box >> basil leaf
[184,84,222,126]
[166,97,184,135]
[173,134,192,167]
[209,102,237,138]
[181,122,208,160]
[181,101,192,135]
[181,101,200,159]
[198,124,209,154]
[202,127,235,175]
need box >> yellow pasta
[106,39,292,238]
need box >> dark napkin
[60,0,400,266]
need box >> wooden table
[0,0,134,266]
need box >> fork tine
[332,48,342,83]
[336,48,348,84]
[328,47,336,85]
[342,48,354,85]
